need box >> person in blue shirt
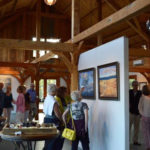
[27,83,37,123]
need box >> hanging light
[44,0,57,6]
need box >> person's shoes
[133,142,141,146]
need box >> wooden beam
[36,0,41,58]
[72,0,80,38]
[36,0,41,42]
[32,52,55,63]
[0,0,11,6]
[30,0,37,9]
[104,0,150,42]
[0,14,21,29]
[129,48,150,57]
[0,61,67,69]
[11,0,18,12]
[43,72,70,77]
[97,0,103,46]
[41,12,68,20]
[67,0,150,43]
[0,39,74,52]
[0,68,19,75]
[129,67,150,73]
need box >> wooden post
[36,0,41,58]
[97,0,103,46]
[35,77,39,120]
[71,0,80,91]
[44,79,47,98]
[71,0,80,38]
[97,34,102,45]
[71,65,78,91]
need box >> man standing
[129,80,142,145]
[27,83,37,123]
[0,83,4,116]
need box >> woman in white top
[43,84,64,150]
[138,85,150,150]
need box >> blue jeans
[43,116,64,150]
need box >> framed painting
[139,82,147,90]
[78,68,95,99]
[97,62,119,100]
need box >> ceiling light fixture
[44,0,57,6]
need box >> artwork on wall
[0,77,11,92]
[78,68,95,99]
[97,62,119,100]
[139,82,147,90]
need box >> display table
[0,128,59,150]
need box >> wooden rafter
[30,0,37,9]
[104,0,150,42]
[0,14,21,29]
[130,67,150,73]
[0,0,12,6]
[11,0,17,12]
[0,61,67,69]
[129,49,150,57]
[0,39,74,52]
[67,0,150,43]
[32,52,55,63]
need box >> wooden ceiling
[0,0,150,83]
[0,0,149,47]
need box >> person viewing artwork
[13,85,25,124]
[129,80,142,145]
[27,83,37,123]
[138,85,150,150]
[55,86,72,114]
[0,83,4,117]
[23,86,30,123]
[62,91,90,150]
[3,85,13,123]
[43,84,64,150]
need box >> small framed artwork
[97,62,119,100]
[78,68,95,99]
[139,82,147,90]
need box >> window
[47,79,56,85]
[39,79,44,100]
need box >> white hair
[71,91,81,101]
[47,84,57,95]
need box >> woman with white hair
[43,84,64,150]
[62,91,90,150]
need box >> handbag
[62,107,76,141]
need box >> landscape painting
[98,62,119,100]
[78,68,95,99]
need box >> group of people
[130,80,150,150]
[0,82,37,124]
[43,84,90,150]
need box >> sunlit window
[39,79,44,100]
[40,50,45,57]
[46,38,60,43]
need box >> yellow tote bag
[62,107,76,141]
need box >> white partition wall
[78,37,129,150]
